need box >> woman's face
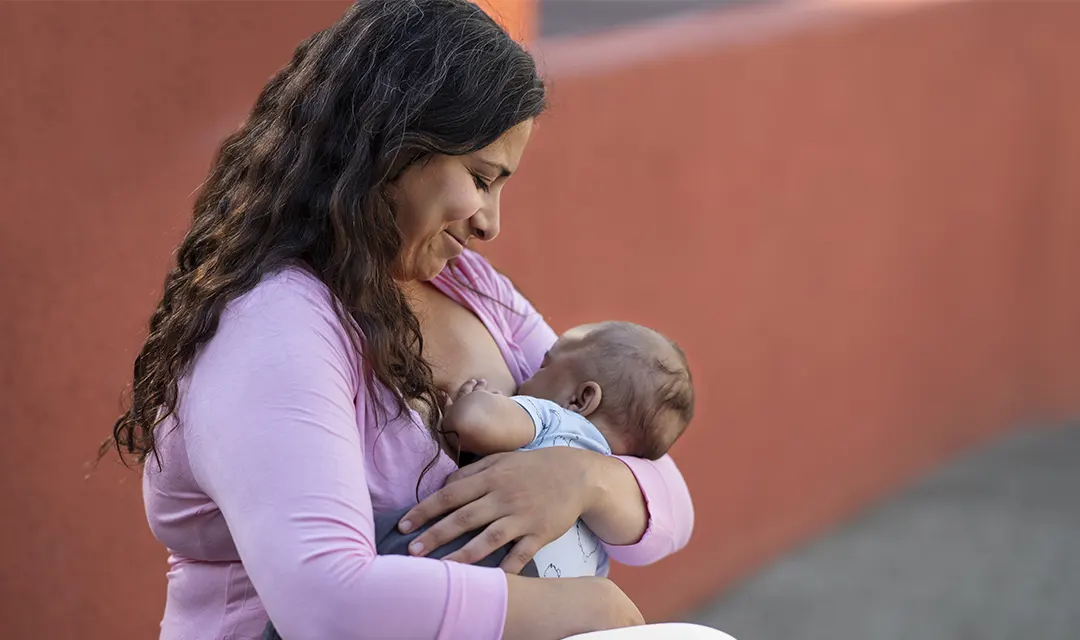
[387,119,534,282]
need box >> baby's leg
[531,519,602,578]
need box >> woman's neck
[397,279,438,319]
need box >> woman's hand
[504,574,645,639]
[397,447,600,573]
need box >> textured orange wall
[493,0,1080,619]
[2,1,1079,637]
[0,3,353,638]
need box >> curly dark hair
[104,0,546,469]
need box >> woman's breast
[415,286,518,395]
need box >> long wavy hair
[104,0,546,469]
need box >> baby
[441,320,695,578]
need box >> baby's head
[518,321,694,459]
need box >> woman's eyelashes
[471,171,492,193]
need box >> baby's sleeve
[508,395,550,444]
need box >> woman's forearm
[603,454,695,565]
[505,574,644,639]
[580,453,650,546]
[581,453,695,564]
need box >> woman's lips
[444,231,466,255]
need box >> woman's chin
[417,258,451,281]
[399,248,456,282]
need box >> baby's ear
[569,381,602,417]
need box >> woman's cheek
[447,180,484,222]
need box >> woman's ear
[569,381,602,417]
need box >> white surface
[564,623,737,639]
[532,520,602,578]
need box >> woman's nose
[470,203,500,242]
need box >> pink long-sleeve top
[143,249,694,640]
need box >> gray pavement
[689,426,1080,640]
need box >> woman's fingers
[402,450,594,570]
[498,535,543,575]
[441,517,520,566]
[398,473,486,535]
[407,495,501,557]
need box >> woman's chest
[413,286,518,396]
[366,285,524,511]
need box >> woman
[108,1,694,638]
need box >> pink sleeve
[601,454,695,565]
[181,272,506,640]
[465,252,695,565]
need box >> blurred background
[2,1,1079,638]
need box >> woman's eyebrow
[476,159,512,178]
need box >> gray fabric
[263,507,538,639]
[370,505,540,576]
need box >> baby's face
[517,324,602,406]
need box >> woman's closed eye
[471,172,492,193]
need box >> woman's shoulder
[231,264,337,314]
[179,265,362,429]
[221,265,346,330]
[211,265,358,372]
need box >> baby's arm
[442,380,536,455]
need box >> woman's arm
[505,574,645,639]
[587,453,695,564]
[181,274,508,640]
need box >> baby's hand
[439,380,532,459]
[454,378,503,402]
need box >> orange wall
[2,1,1079,637]
[499,0,1080,619]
